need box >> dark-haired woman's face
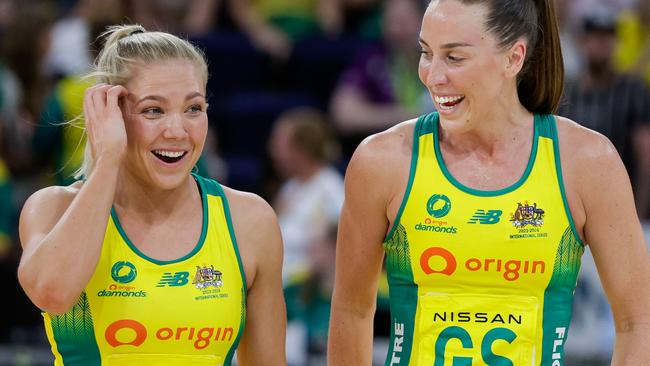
[418,0,520,129]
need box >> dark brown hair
[440,0,564,113]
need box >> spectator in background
[570,0,634,19]
[44,0,127,79]
[558,12,650,219]
[0,6,45,341]
[228,0,381,60]
[554,0,582,80]
[131,0,223,37]
[615,0,650,85]
[558,12,650,365]
[268,107,343,285]
[0,126,11,259]
[284,224,337,365]
[330,0,432,157]
[0,3,54,176]
[34,20,110,186]
[615,0,650,218]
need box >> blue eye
[187,104,203,113]
[142,107,163,116]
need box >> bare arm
[328,125,411,365]
[229,190,287,366]
[566,125,650,365]
[17,84,128,314]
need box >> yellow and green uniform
[383,113,584,365]
[43,175,247,365]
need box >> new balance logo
[156,272,190,287]
[467,210,503,224]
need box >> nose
[423,58,448,87]
[162,113,188,139]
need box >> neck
[114,172,198,222]
[440,99,534,158]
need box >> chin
[439,113,472,131]
[147,170,193,191]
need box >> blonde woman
[18,25,286,365]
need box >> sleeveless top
[43,175,246,366]
[383,113,584,366]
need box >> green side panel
[384,224,413,279]
[383,224,418,366]
[198,174,248,365]
[49,292,101,365]
[540,227,584,365]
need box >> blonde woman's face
[121,59,208,189]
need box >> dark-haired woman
[328,0,650,364]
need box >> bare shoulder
[555,116,630,213]
[21,183,82,223]
[19,182,83,247]
[555,116,622,172]
[347,118,417,181]
[221,186,278,228]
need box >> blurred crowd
[0,0,649,365]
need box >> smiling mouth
[434,95,465,110]
[152,150,187,164]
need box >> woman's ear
[505,39,527,78]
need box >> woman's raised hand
[83,83,129,167]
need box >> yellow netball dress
[384,113,584,366]
[43,175,246,366]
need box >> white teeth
[434,95,464,104]
[154,150,185,158]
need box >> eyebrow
[441,42,474,49]
[418,38,474,49]
[135,92,206,105]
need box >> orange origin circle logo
[105,319,147,347]
[420,247,457,276]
